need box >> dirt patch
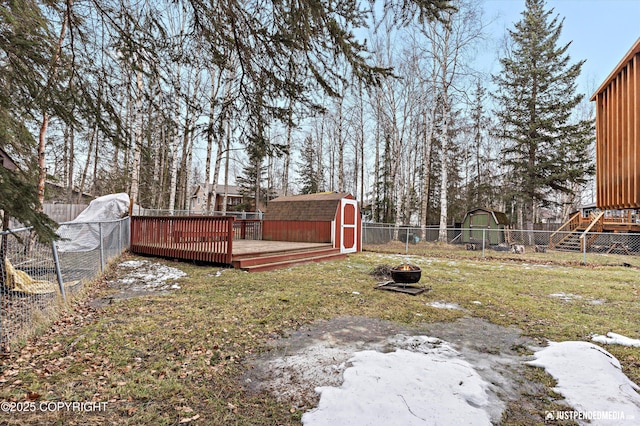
[243,316,547,423]
[90,259,186,308]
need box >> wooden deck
[551,211,640,252]
[130,216,347,272]
[231,241,346,272]
[231,240,330,256]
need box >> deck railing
[234,219,262,240]
[130,216,234,264]
[580,211,606,251]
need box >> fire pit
[375,263,426,295]
[390,264,421,284]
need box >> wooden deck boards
[231,240,331,256]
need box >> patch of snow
[592,332,640,348]
[116,260,186,292]
[352,292,360,295]
[426,301,464,311]
[590,299,606,305]
[302,336,493,426]
[528,341,640,424]
[472,300,482,305]
[119,260,147,268]
[549,293,583,301]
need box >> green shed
[461,208,510,245]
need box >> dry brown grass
[1,247,638,425]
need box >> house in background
[190,184,245,213]
[0,147,18,171]
[44,180,94,204]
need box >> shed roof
[464,207,510,226]
[265,192,352,221]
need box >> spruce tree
[297,136,319,194]
[492,0,594,228]
[0,0,58,240]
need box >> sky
[481,0,640,98]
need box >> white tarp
[56,193,130,252]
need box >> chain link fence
[363,222,640,266]
[134,208,263,220]
[0,217,130,349]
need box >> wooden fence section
[130,216,234,264]
[43,203,88,222]
[262,220,332,243]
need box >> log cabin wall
[591,38,640,209]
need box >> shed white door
[340,199,358,253]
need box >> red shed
[263,192,361,253]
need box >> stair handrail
[549,212,581,249]
[579,211,606,252]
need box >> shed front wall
[594,51,640,209]
[461,211,505,245]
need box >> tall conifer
[492,0,594,227]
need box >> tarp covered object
[56,193,130,252]
[71,193,129,222]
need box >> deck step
[237,251,347,272]
[232,247,340,268]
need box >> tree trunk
[222,127,231,214]
[37,1,71,210]
[283,102,292,196]
[438,101,450,243]
[130,69,143,209]
[337,97,345,192]
[168,128,179,213]
[421,98,435,239]
[77,123,97,203]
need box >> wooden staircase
[550,211,605,252]
[231,244,346,272]
[554,229,585,252]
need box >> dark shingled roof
[265,192,352,221]
[464,207,510,226]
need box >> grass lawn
[1,246,640,425]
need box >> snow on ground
[592,332,640,347]
[549,292,583,301]
[116,259,186,292]
[298,335,640,426]
[302,336,493,426]
[425,301,464,311]
[528,341,640,424]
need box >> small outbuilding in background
[263,192,361,253]
[460,208,510,246]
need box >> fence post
[99,222,105,272]
[51,241,66,302]
[582,234,587,265]
[482,228,486,259]
[405,227,409,255]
